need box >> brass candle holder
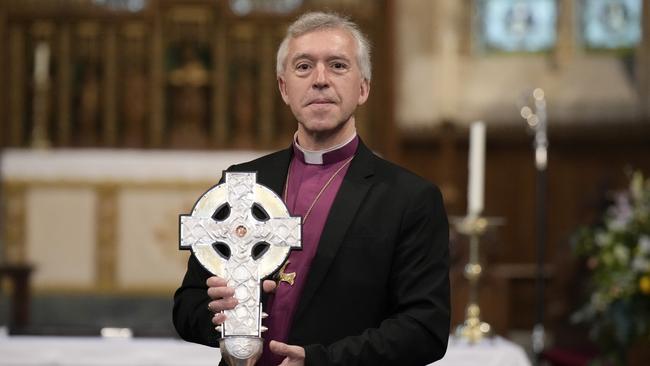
[452,215,503,343]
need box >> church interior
[1,0,650,365]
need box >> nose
[312,63,329,90]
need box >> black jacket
[173,140,450,366]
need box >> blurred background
[0,0,649,364]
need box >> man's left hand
[269,340,305,366]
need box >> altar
[0,334,532,366]
[1,149,265,295]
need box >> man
[173,11,450,366]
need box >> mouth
[306,98,335,106]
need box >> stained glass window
[93,0,147,12]
[581,0,642,50]
[229,0,303,16]
[476,0,557,53]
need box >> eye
[295,63,311,73]
[331,62,348,71]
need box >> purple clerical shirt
[257,135,359,366]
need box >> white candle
[468,121,485,217]
[33,42,50,86]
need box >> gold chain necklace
[283,155,355,223]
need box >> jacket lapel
[292,141,376,323]
[256,147,292,197]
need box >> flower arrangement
[571,171,650,364]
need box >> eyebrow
[290,53,352,65]
[290,53,313,64]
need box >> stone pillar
[553,0,575,69]
[436,0,462,122]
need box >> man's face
[278,28,370,138]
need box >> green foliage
[571,172,650,364]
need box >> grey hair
[276,11,372,81]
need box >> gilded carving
[3,184,26,263]
[167,45,210,149]
[164,5,213,149]
[73,22,103,147]
[154,197,197,268]
[96,185,118,290]
[120,22,150,147]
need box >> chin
[298,112,354,136]
[303,122,344,136]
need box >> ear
[278,76,290,105]
[357,78,370,106]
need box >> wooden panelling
[399,122,650,332]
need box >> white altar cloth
[435,336,532,366]
[0,335,531,366]
[0,149,269,292]
[0,336,221,366]
[1,148,266,183]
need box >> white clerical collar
[293,131,358,165]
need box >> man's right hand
[206,276,236,326]
[206,276,277,326]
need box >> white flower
[607,193,633,230]
[632,256,650,273]
[638,236,650,255]
[607,218,627,231]
[613,245,630,265]
[590,292,608,312]
[595,232,610,247]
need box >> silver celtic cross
[180,172,301,365]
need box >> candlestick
[452,215,504,344]
[518,87,549,359]
[31,41,51,149]
[33,42,50,87]
[468,121,485,217]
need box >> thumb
[269,340,304,359]
[263,279,277,293]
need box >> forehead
[287,28,357,60]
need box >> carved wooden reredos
[0,0,392,153]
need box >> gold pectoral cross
[278,261,296,286]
